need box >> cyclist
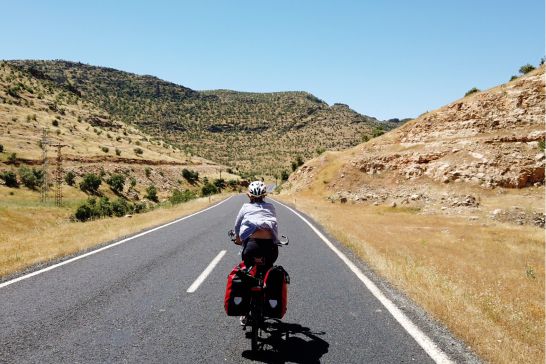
[233,181,279,268]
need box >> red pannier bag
[224,262,251,316]
[263,266,290,318]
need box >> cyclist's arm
[233,205,246,245]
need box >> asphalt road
[1,195,451,363]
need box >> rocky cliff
[286,66,545,225]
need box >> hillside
[286,65,545,224]
[6,60,390,176]
[279,66,545,364]
[0,61,230,201]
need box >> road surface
[0,195,466,363]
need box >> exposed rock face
[286,67,545,226]
[348,67,545,189]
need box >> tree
[80,173,102,194]
[18,167,44,190]
[281,170,289,181]
[107,174,126,193]
[464,87,480,97]
[169,189,196,204]
[182,168,199,183]
[145,185,159,202]
[64,171,76,186]
[519,64,535,75]
[201,182,218,196]
[0,171,18,187]
[213,178,226,190]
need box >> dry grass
[0,185,229,279]
[277,195,544,364]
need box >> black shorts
[242,238,278,268]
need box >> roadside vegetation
[0,184,229,280]
[278,195,544,364]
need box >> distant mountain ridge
[7,59,391,176]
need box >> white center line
[187,250,227,293]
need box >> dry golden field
[276,194,544,364]
[0,185,230,279]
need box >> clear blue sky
[1,0,544,119]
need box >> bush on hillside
[372,126,385,138]
[134,147,143,155]
[182,168,199,183]
[213,178,226,190]
[64,171,76,186]
[169,189,196,205]
[79,173,102,194]
[281,170,289,181]
[145,184,158,202]
[107,174,126,194]
[18,166,44,190]
[201,182,218,196]
[464,87,480,97]
[0,144,3,153]
[8,153,17,164]
[0,171,18,187]
[519,64,535,75]
[74,197,134,221]
[510,75,518,81]
[227,179,238,190]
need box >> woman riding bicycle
[233,180,279,269]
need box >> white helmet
[248,180,267,197]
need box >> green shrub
[111,198,130,217]
[145,167,151,178]
[0,171,18,187]
[74,202,95,222]
[8,153,17,164]
[52,119,59,127]
[0,144,3,153]
[65,171,76,186]
[227,179,238,189]
[129,176,137,188]
[107,174,125,193]
[134,147,143,155]
[510,75,518,81]
[372,126,385,138]
[133,202,147,213]
[201,182,218,196]
[464,87,480,97]
[101,146,109,153]
[539,140,545,152]
[79,173,102,194]
[145,185,158,202]
[182,168,199,183]
[519,64,535,75]
[115,148,121,156]
[213,178,226,190]
[18,166,44,190]
[169,189,197,204]
[74,197,141,222]
[281,170,289,181]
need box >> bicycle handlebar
[227,230,289,246]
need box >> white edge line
[0,196,233,290]
[273,199,454,364]
[186,250,227,293]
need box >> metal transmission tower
[40,129,50,203]
[50,143,67,207]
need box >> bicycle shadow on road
[242,320,329,364]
